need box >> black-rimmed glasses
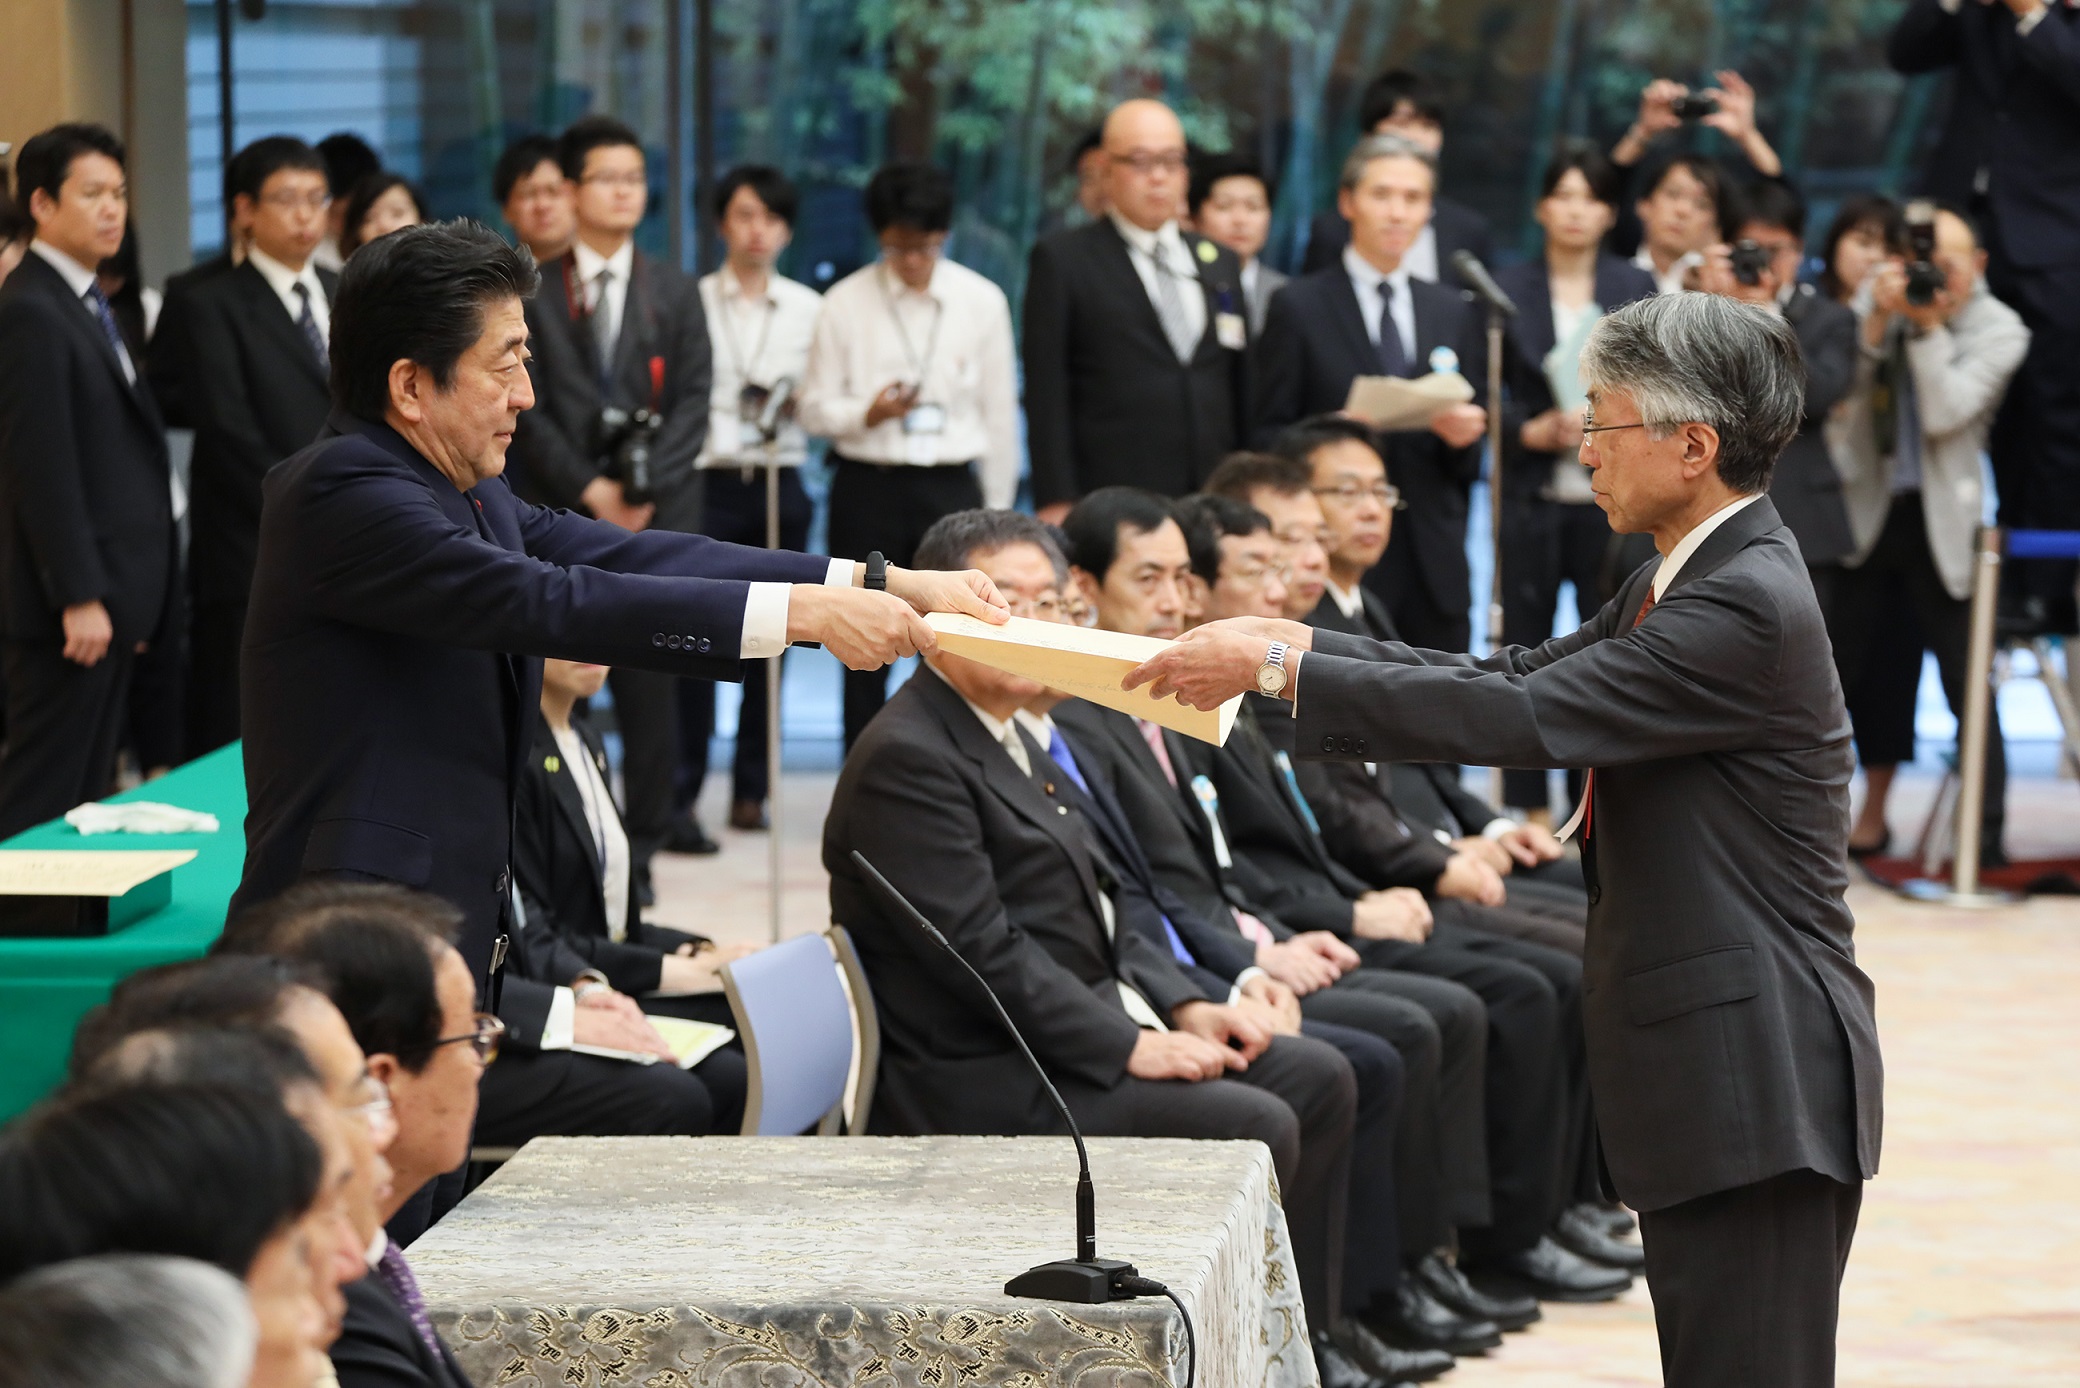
[432,1013,505,1065]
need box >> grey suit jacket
[1291,497,1881,1211]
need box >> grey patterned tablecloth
[410,1135,1317,1388]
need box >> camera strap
[713,277,775,388]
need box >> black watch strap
[865,551,887,591]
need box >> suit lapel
[1327,271,1378,375]
[1092,220,1183,362]
[537,723,604,878]
[1661,497,1785,601]
[544,254,609,389]
[610,252,649,398]
[233,262,328,390]
[1516,262,1557,364]
[1188,233,1236,364]
[23,254,159,429]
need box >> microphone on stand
[1451,249,1519,318]
[850,850,1140,1303]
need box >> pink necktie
[1137,718,1179,788]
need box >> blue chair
[722,927,879,1136]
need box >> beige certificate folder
[1344,370,1475,430]
[924,612,1240,745]
[0,850,196,896]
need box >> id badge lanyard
[878,265,945,462]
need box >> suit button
[1354,739,1367,755]
[1320,736,1336,754]
[696,637,712,653]
[667,635,682,649]
[652,633,665,648]
[1337,737,1353,754]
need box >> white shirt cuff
[542,985,576,1050]
[741,583,791,660]
[824,557,855,587]
[1481,817,1519,840]
[1226,965,1268,1006]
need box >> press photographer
[508,115,714,903]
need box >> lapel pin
[1428,345,1460,375]
[544,755,560,773]
[1195,240,1218,265]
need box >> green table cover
[0,744,247,1122]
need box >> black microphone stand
[1451,250,1519,805]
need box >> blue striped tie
[1048,726,1195,965]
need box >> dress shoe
[1329,1319,1455,1383]
[1313,1331,1407,1388]
[1555,1203,1646,1270]
[1593,1202,1638,1239]
[729,797,769,831]
[663,815,720,855]
[1474,1235,1632,1303]
[1365,1282,1502,1356]
[1412,1252,1540,1332]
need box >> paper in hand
[1344,371,1475,431]
[924,612,1240,745]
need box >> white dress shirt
[30,240,135,385]
[1108,210,1208,347]
[698,264,822,467]
[245,244,331,343]
[1631,246,1704,298]
[797,258,1020,508]
[1651,493,1764,601]
[550,719,631,943]
[1343,245,1418,366]
[571,236,637,356]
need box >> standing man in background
[679,165,823,835]
[156,136,338,756]
[798,162,1018,751]
[494,134,576,264]
[1188,152,1284,337]
[0,124,173,837]
[1024,99,1251,522]
[509,116,713,898]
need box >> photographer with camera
[510,116,714,900]
[1698,180,1859,604]
[1611,72,1781,293]
[1832,202,2030,862]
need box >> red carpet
[1858,854,2080,896]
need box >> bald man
[1026,100,1250,521]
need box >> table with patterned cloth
[411,1135,1317,1388]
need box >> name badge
[1428,345,1460,375]
[1215,312,1247,352]
[1189,774,1235,869]
[902,402,947,436]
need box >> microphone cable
[1113,1275,1195,1388]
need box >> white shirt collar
[1652,493,1764,600]
[1324,579,1366,620]
[245,243,323,301]
[571,236,635,284]
[365,1229,390,1269]
[922,664,1017,747]
[878,257,944,304]
[29,240,100,299]
[1013,707,1055,742]
[1342,243,1411,297]
[713,261,775,306]
[1109,210,1197,277]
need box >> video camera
[1902,200,1944,308]
[594,405,662,504]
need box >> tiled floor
[655,758,2080,1385]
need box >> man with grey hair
[1131,291,1884,1387]
[1254,133,1489,650]
[0,1253,258,1388]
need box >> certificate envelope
[924,612,1240,745]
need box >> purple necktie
[374,1237,446,1363]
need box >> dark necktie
[292,282,328,370]
[1044,725,1195,966]
[1581,585,1657,841]
[1375,278,1411,378]
[373,1237,446,1363]
[82,283,131,374]
[592,267,617,382]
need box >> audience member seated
[0,1254,258,1388]
[824,508,1394,1388]
[0,1079,341,1388]
[338,173,426,259]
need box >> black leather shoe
[1475,1235,1633,1303]
[1365,1282,1502,1356]
[1313,1331,1405,1388]
[1413,1253,1540,1332]
[1330,1319,1455,1383]
[1593,1202,1637,1239]
[663,815,720,855]
[1555,1203,1646,1270]
[729,797,769,831]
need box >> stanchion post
[1484,309,1506,807]
[765,456,784,944]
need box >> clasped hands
[787,564,1009,671]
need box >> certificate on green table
[0,744,248,1121]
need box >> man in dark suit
[1254,134,1488,651]
[508,116,715,890]
[1025,99,1250,520]
[0,124,173,838]
[1133,293,1884,1388]
[1891,0,2080,631]
[825,508,1412,1388]
[230,221,1003,1006]
[1299,70,1495,279]
[153,136,339,754]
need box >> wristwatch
[864,551,887,592]
[1255,641,1290,697]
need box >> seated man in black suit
[1255,133,1487,651]
[826,509,1402,1388]
[1300,69,1495,279]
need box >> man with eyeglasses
[494,133,576,263]
[1025,98,1251,522]
[153,135,340,755]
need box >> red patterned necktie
[1580,586,1658,841]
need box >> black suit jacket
[231,411,828,1003]
[1253,265,1487,622]
[149,252,236,429]
[0,252,173,644]
[513,710,702,996]
[1769,284,1858,567]
[823,668,1210,1136]
[1299,195,1496,278]
[157,260,337,609]
[332,1273,472,1388]
[1023,220,1249,505]
[510,248,712,529]
[1891,0,2080,268]
[1293,497,1882,1210]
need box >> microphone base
[1005,1257,1138,1304]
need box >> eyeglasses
[431,1012,505,1065]
[262,192,334,213]
[1581,412,1648,437]
[1005,593,1066,622]
[581,172,647,190]
[346,1073,392,1121]
[1226,561,1291,588]
[1313,482,1405,510]
[1110,151,1189,175]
